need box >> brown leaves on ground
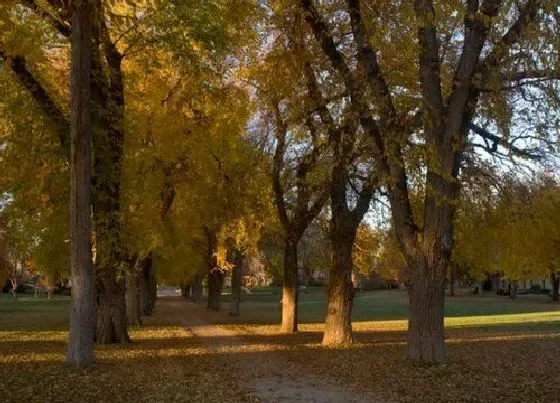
[0,300,253,403]
[218,323,560,402]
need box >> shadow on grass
[2,330,559,403]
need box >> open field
[1,290,559,402]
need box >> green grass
[1,290,559,402]
[210,288,560,332]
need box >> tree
[299,0,559,362]
[67,0,95,367]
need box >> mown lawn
[1,290,559,402]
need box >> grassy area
[200,288,560,402]
[0,296,253,402]
[211,287,560,331]
[2,289,559,402]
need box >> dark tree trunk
[509,281,518,299]
[407,264,447,363]
[67,1,95,367]
[209,270,224,311]
[191,274,203,302]
[126,270,141,326]
[139,253,156,316]
[323,233,355,346]
[205,227,222,311]
[95,275,129,344]
[90,18,128,344]
[550,268,559,302]
[552,279,559,302]
[449,264,456,297]
[181,282,191,299]
[229,250,243,317]
[207,273,214,309]
[281,238,299,333]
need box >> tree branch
[1,51,70,159]
[347,0,395,120]
[475,0,541,85]
[21,0,71,37]
[469,123,544,159]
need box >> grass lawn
[201,288,560,402]
[0,294,253,402]
[1,290,559,402]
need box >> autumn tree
[251,17,331,331]
[297,0,559,362]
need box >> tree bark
[509,281,518,299]
[126,270,141,326]
[229,250,243,317]
[67,0,95,367]
[281,238,299,333]
[407,266,447,363]
[550,269,559,302]
[191,274,203,302]
[205,227,222,311]
[95,275,129,344]
[208,270,224,311]
[323,233,354,345]
[139,252,155,315]
[449,264,456,297]
[181,282,191,299]
[89,8,129,345]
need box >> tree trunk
[407,264,447,364]
[89,7,128,345]
[95,274,129,344]
[323,234,354,346]
[449,264,456,297]
[209,270,224,311]
[67,1,95,367]
[126,271,141,326]
[205,227,222,311]
[509,281,518,299]
[229,250,243,317]
[281,238,298,333]
[207,272,215,309]
[139,252,155,315]
[191,274,203,302]
[550,270,559,302]
[10,279,17,300]
[181,282,191,299]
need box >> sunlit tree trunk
[323,232,354,345]
[67,0,95,367]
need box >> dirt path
[166,297,383,402]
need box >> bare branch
[469,123,544,159]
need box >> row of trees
[0,0,558,366]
